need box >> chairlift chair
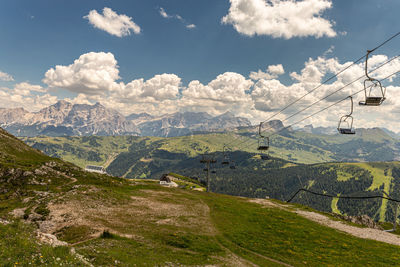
[261,154,270,160]
[230,160,236,170]
[257,122,271,160]
[257,122,270,151]
[222,158,230,165]
[200,156,207,164]
[359,50,386,106]
[338,96,356,135]
[221,145,230,165]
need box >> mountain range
[0,101,251,137]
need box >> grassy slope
[0,129,84,265]
[20,133,400,223]
[22,135,137,168]
[2,127,400,265]
[22,132,335,168]
[61,183,400,266]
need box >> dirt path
[251,198,400,247]
[103,152,117,168]
[217,237,294,267]
[295,210,400,246]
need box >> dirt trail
[103,152,117,168]
[251,199,400,247]
[296,210,400,246]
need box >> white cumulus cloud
[159,7,171,18]
[114,74,181,103]
[222,0,337,39]
[84,7,141,37]
[0,85,57,112]
[14,82,45,96]
[179,72,254,115]
[0,71,14,81]
[250,64,285,80]
[186,24,196,29]
[43,52,121,95]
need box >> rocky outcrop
[334,214,383,230]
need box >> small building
[159,174,178,187]
[85,165,107,174]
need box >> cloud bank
[0,71,14,81]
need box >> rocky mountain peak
[263,120,285,131]
[215,111,235,119]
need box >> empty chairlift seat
[221,145,230,165]
[359,50,386,106]
[338,96,356,135]
[257,122,271,160]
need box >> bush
[101,230,114,239]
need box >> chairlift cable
[287,188,400,203]
[260,31,400,126]
[233,69,400,152]
[260,54,400,134]
[222,52,400,154]
[218,32,400,164]
[227,55,400,152]
[267,69,400,140]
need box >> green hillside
[2,127,400,265]
[21,130,400,223]
[22,128,400,171]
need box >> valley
[21,128,400,223]
[2,126,400,265]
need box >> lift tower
[200,156,217,192]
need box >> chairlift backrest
[258,122,270,150]
[257,137,269,151]
[360,50,386,106]
[221,145,230,165]
[338,96,355,135]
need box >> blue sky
[1,0,400,130]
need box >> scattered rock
[38,220,57,233]
[23,197,34,203]
[334,214,383,230]
[70,247,94,267]
[45,161,57,168]
[0,218,10,225]
[23,171,33,177]
[36,231,68,247]
[10,208,27,219]
[34,169,47,176]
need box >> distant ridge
[0,101,251,137]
